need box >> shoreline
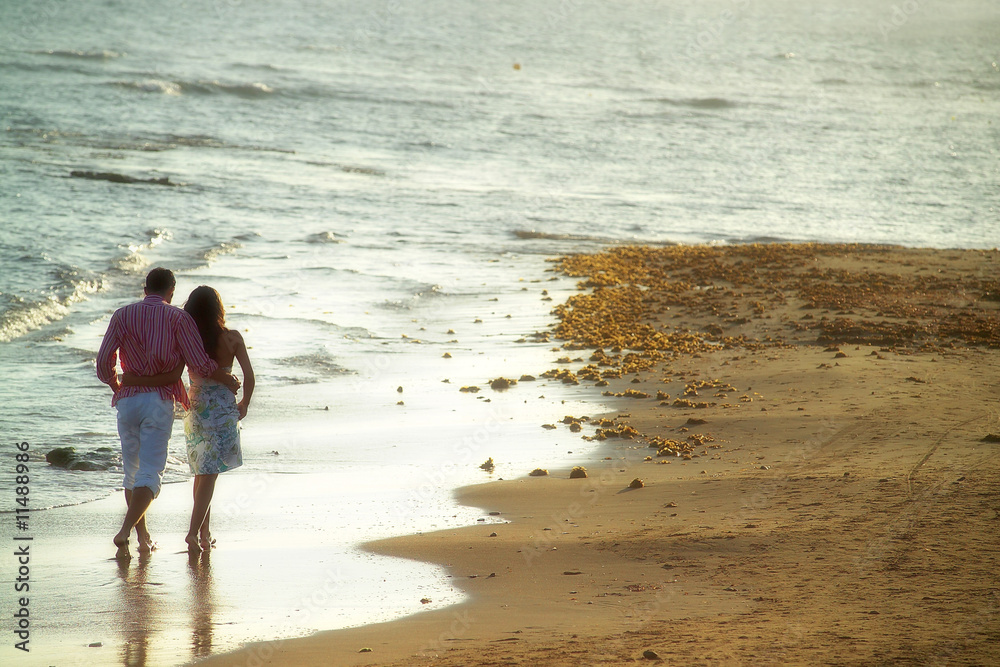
[193,243,1000,665]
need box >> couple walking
[96,268,255,558]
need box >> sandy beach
[187,244,1000,665]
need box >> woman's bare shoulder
[221,328,244,353]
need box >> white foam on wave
[110,227,171,272]
[0,229,170,343]
[201,80,274,97]
[0,279,103,343]
[116,79,183,95]
[113,78,274,97]
[304,231,343,244]
[198,240,244,263]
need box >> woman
[124,285,254,552]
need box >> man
[96,268,238,558]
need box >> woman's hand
[223,373,241,395]
[237,399,249,420]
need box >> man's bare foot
[199,533,216,550]
[114,534,131,560]
[185,534,202,553]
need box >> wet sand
[194,244,1000,665]
[1,469,477,667]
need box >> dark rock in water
[70,170,175,186]
[46,447,77,467]
[47,446,110,471]
[70,460,107,471]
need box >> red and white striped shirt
[96,294,218,408]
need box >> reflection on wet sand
[187,550,216,660]
[116,554,154,667]
[113,549,217,666]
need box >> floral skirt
[185,382,242,475]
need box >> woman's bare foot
[185,534,202,553]
[199,531,216,551]
[113,533,131,559]
[136,529,157,553]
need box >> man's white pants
[116,392,174,497]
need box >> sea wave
[110,228,171,273]
[338,164,387,176]
[184,80,275,97]
[644,97,738,110]
[303,161,387,176]
[512,229,629,244]
[231,62,286,72]
[34,49,125,60]
[137,133,230,150]
[304,231,344,244]
[82,131,292,155]
[237,313,374,340]
[109,75,471,109]
[377,282,449,311]
[197,240,244,263]
[112,78,274,97]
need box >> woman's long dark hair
[184,286,226,360]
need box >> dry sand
[197,244,1000,666]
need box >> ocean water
[1,0,998,659]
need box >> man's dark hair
[144,267,176,295]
